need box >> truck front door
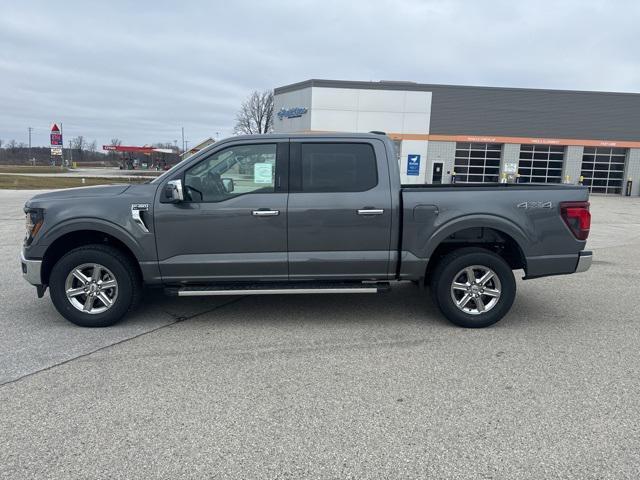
[287,138,393,279]
[154,140,289,282]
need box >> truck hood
[27,184,131,203]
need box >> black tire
[430,247,516,328]
[49,244,141,327]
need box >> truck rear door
[287,138,393,279]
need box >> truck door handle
[252,209,280,216]
[357,208,384,216]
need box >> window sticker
[254,162,273,184]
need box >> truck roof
[228,132,389,141]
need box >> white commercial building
[273,79,640,195]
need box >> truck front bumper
[21,250,43,286]
[575,250,592,273]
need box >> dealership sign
[277,107,308,120]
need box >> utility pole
[60,123,65,167]
[181,127,185,154]
[28,127,33,165]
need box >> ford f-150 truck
[21,133,592,328]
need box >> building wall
[428,86,640,141]
[275,79,640,141]
[399,139,428,184]
[309,87,432,135]
[273,87,312,132]
[624,148,640,196]
[276,86,433,183]
[273,80,640,194]
[426,141,456,184]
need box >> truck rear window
[298,143,378,193]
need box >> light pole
[28,127,33,165]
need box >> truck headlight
[24,208,44,246]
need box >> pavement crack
[0,296,246,388]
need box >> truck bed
[398,183,589,279]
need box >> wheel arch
[424,216,529,283]
[41,224,143,286]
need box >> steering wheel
[205,172,226,199]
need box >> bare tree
[233,90,274,135]
[107,138,122,161]
[0,139,3,149]
[87,140,97,154]
[70,136,86,162]
[7,139,18,152]
[70,136,85,151]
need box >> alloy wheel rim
[450,265,501,315]
[64,263,118,315]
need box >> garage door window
[581,147,627,194]
[518,145,564,183]
[454,143,501,183]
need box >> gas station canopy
[102,145,173,154]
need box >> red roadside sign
[50,123,63,150]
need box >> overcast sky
[1,0,638,149]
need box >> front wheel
[49,244,140,327]
[430,247,516,328]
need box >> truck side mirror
[221,177,234,193]
[164,179,184,203]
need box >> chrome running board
[166,282,389,297]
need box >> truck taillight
[560,201,590,241]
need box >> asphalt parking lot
[1,190,639,479]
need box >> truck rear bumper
[21,250,43,286]
[524,250,592,279]
[575,250,592,273]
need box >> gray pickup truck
[21,133,592,328]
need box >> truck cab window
[298,143,378,193]
[184,144,276,202]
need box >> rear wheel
[49,244,140,327]
[430,247,516,328]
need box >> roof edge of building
[273,78,640,98]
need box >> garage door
[517,145,564,183]
[454,143,501,183]
[580,147,627,194]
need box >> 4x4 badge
[517,201,552,209]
